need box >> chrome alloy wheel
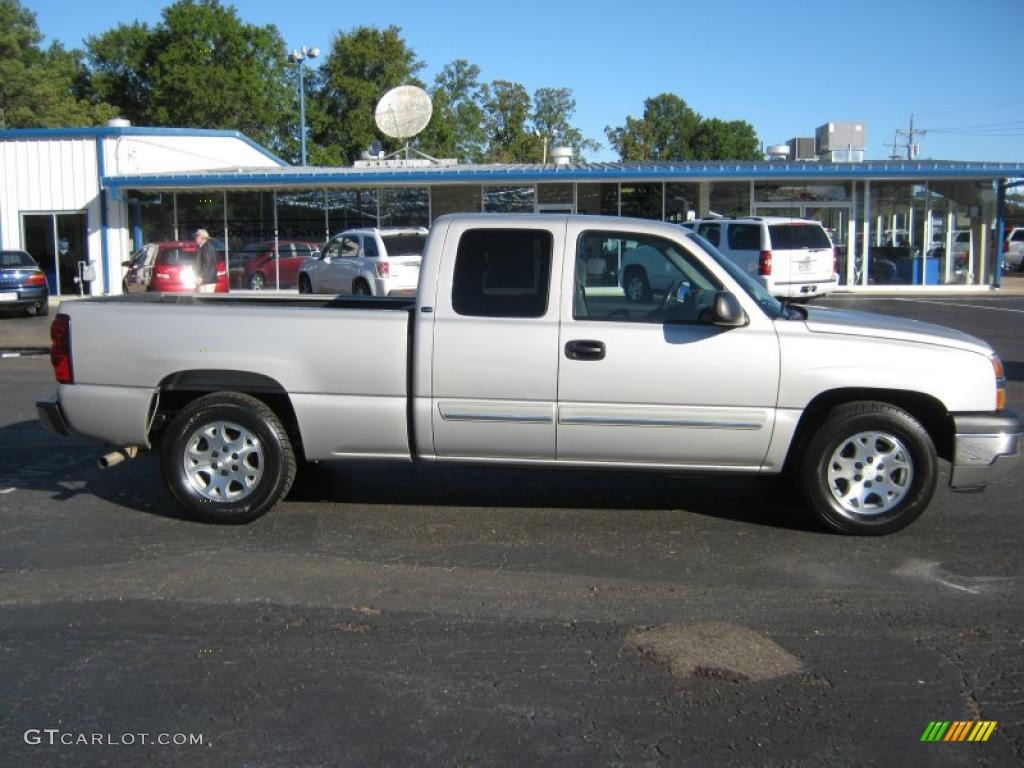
[183,420,264,501]
[826,430,913,516]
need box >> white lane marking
[887,298,1024,314]
[0,488,15,494]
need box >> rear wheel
[247,272,266,290]
[160,392,296,524]
[797,401,936,535]
[353,280,372,296]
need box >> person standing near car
[194,228,218,292]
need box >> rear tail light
[50,314,73,384]
[758,250,773,276]
[26,271,47,287]
[376,261,390,278]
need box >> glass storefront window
[431,185,482,221]
[665,183,698,223]
[379,187,429,228]
[620,183,662,220]
[482,185,535,213]
[537,183,574,209]
[577,183,617,216]
[754,183,851,204]
[709,183,749,218]
[176,192,224,245]
[327,189,377,235]
[137,193,176,243]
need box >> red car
[130,241,228,293]
[237,240,321,290]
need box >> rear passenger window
[452,229,552,318]
[728,224,761,251]
[363,237,379,257]
[697,223,720,246]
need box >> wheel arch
[150,370,304,459]
[786,388,954,469]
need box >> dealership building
[1,124,1022,296]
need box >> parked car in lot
[0,249,49,315]
[124,241,228,293]
[1002,226,1024,271]
[682,217,838,299]
[234,240,321,290]
[122,244,159,294]
[299,227,427,296]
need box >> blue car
[0,250,50,316]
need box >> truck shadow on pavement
[0,419,818,532]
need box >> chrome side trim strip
[558,414,763,430]
[438,402,554,425]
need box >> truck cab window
[574,231,720,324]
[452,229,552,317]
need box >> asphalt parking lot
[1,293,1022,767]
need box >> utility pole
[891,114,927,160]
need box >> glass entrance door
[21,213,89,295]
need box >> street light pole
[288,46,320,166]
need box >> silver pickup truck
[37,214,1022,534]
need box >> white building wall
[0,137,100,251]
[1,129,285,295]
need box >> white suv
[1003,226,1024,271]
[299,227,427,296]
[682,217,838,299]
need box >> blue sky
[24,0,1024,163]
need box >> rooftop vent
[107,118,132,128]
[551,146,573,167]
[766,144,791,161]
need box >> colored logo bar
[921,721,997,742]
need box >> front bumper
[949,410,1023,490]
[36,392,72,436]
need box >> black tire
[623,267,650,302]
[353,280,372,296]
[37,299,49,316]
[797,401,936,535]
[160,392,296,524]
[247,272,266,290]
[298,274,312,294]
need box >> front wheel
[160,392,296,524]
[797,402,937,535]
[298,274,312,294]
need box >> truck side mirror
[711,291,748,327]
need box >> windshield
[382,234,427,257]
[681,231,785,318]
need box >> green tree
[418,59,486,163]
[691,118,760,161]
[531,87,600,161]
[84,0,294,155]
[0,0,116,128]
[481,80,533,162]
[85,22,155,127]
[606,93,759,161]
[311,25,423,165]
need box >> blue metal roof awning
[103,159,1024,193]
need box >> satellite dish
[374,85,433,140]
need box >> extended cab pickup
[37,214,1022,534]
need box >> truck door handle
[565,340,606,361]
